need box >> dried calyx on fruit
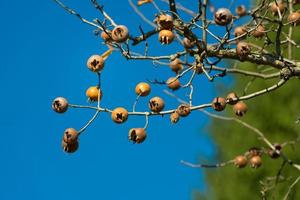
[111,107,128,124]
[234,155,248,168]
[135,82,151,96]
[212,97,227,111]
[63,128,78,144]
[155,14,173,30]
[128,128,147,143]
[250,155,262,168]
[214,8,233,26]
[62,140,79,153]
[267,143,282,159]
[169,58,183,73]
[87,55,105,72]
[233,101,248,116]
[236,42,251,58]
[149,96,165,112]
[111,25,129,43]
[159,30,174,44]
[235,5,247,17]
[248,147,262,157]
[166,77,181,91]
[176,104,191,117]
[86,86,102,102]
[52,97,68,113]
[226,92,238,105]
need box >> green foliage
[198,3,300,199]
[201,76,300,199]
[200,54,300,198]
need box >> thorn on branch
[131,29,158,45]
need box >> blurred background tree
[197,1,300,199]
[200,63,300,200]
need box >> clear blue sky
[0,0,247,199]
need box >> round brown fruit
[176,104,191,117]
[87,55,105,72]
[111,107,128,124]
[251,25,265,38]
[135,82,151,97]
[52,97,68,113]
[63,128,78,144]
[211,97,226,111]
[166,77,181,91]
[86,86,102,102]
[155,14,173,30]
[235,5,247,17]
[270,2,285,15]
[169,58,183,73]
[234,26,247,38]
[268,143,282,159]
[159,30,174,44]
[233,101,248,117]
[170,112,180,124]
[226,92,238,105]
[149,97,165,112]
[128,128,147,144]
[250,155,262,168]
[236,42,251,58]
[214,8,233,26]
[288,12,300,25]
[234,155,248,168]
[111,25,129,43]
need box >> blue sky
[0,0,248,199]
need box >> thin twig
[283,175,300,200]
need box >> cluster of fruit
[212,93,248,117]
[52,76,194,153]
[234,144,282,169]
[52,81,247,154]
[52,0,300,157]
